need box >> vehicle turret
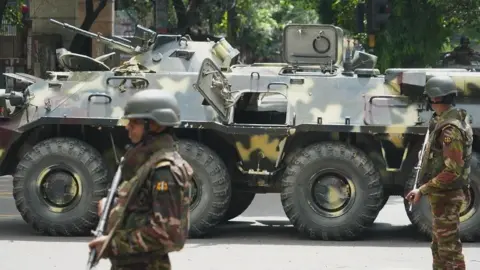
[49,19,240,73]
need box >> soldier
[445,36,475,65]
[88,89,193,270]
[407,75,472,270]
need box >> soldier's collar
[438,106,455,118]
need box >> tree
[215,0,319,62]
[321,0,480,71]
[69,0,108,56]
[114,0,319,62]
[429,0,480,31]
[0,0,8,25]
[0,0,26,28]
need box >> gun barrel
[49,19,140,54]
[86,157,124,269]
[86,249,97,270]
[409,128,431,211]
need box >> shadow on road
[2,216,478,249]
[189,220,432,248]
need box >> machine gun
[409,128,431,211]
[86,157,124,270]
[49,19,143,55]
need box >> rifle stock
[86,157,125,270]
[409,128,431,211]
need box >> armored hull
[2,22,480,242]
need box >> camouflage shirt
[103,134,192,259]
[451,46,475,65]
[419,107,473,195]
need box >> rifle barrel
[409,128,430,211]
[86,157,124,269]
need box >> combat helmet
[123,89,181,127]
[424,76,458,100]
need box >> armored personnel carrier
[2,20,480,242]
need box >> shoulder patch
[155,181,169,191]
[441,124,462,144]
[155,160,171,169]
[443,135,452,145]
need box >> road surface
[0,176,479,270]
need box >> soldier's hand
[88,235,108,258]
[97,197,107,216]
[406,189,422,204]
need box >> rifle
[409,128,430,211]
[86,157,125,270]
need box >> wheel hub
[189,175,200,210]
[311,172,353,216]
[39,168,79,208]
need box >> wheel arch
[2,124,130,176]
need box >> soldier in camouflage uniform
[88,90,193,270]
[407,76,472,270]
[445,36,475,66]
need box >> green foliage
[325,0,464,71]
[3,0,25,26]
[216,0,319,60]
[117,0,153,26]
[428,0,480,30]
[374,0,450,70]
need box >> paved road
[0,176,479,270]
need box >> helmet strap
[425,97,433,111]
[141,120,150,145]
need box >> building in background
[0,0,115,86]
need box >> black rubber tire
[404,152,480,242]
[379,195,389,209]
[12,137,109,236]
[280,142,384,240]
[222,191,256,222]
[178,139,232,237]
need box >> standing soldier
[407,75,472,270]
[88,89,193,270]
[445,36,475,66]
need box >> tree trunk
[172,0,187,32]
[0,0,8,24]
[69,0,108,56]
[155,0,169,33]
[227,6,237,44]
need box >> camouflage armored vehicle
[2,21,480,242]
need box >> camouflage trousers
[428,189,466,270]
[110,254,171,270]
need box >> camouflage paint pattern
[3,21,480,236]
[417,107,472,269]
[110,256,171,270]
[2,23,480,175]
[428,190,466,270]
[419,107,473,194]
[99,134,192,268]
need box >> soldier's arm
[109,164,182,255]
[419,126,464,195]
